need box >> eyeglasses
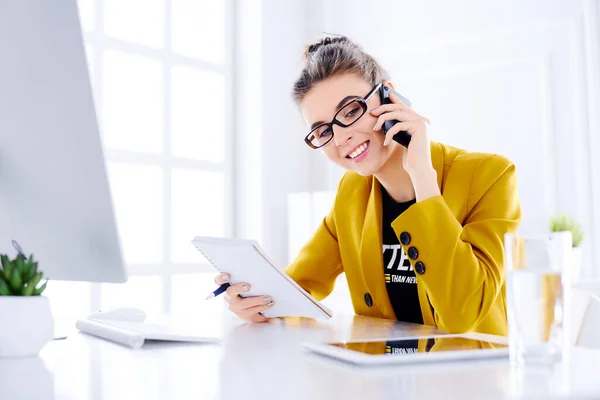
[304,82,383,149]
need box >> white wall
[234,0,316,267]
[315,0,600,277]
[236,0,600,277]
[234,0,264,244]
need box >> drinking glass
[505,232,572,367]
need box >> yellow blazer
[284,142,522,335]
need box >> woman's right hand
[215,272,274,323]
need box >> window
[45,0,232,319]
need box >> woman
[214,36,521,335]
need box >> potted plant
[0,252,53,358]
[550,214,585,281]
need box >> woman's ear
[383,80,396,90]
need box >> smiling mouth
[346,140,370,159]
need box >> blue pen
[205,282,230,300]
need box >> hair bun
[293,35,389,105]
[303,35,350,60]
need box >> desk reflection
[40,313,600,399]
[0,356,55,400]
[334,336,508,356]
[217,315,508,400]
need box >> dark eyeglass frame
[304,82,383,149]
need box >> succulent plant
[0,253,48,296]
[550,214,585,248]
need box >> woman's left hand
[370,91,432,175]
[371,91,441,201]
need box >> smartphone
[379,85,412,148]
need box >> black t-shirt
[381,184,424,325]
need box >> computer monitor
[0,0,127,282]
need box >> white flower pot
[0,296,54,358]
[571,247,583,282]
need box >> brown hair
[292,36,390,105]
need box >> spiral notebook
[191,236,333,320]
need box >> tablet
[303,335,509,365]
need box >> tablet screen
[328,337,508,356]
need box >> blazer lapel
[417,141,445,326]
[430,141,445,190]
[358,142,445,323]
[359,176,395,320]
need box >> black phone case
[379,85,412,148]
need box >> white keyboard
[76,319,221,348]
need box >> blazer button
[408,246,419,260]
[415,261,426,275]
[364,293,373,307]
[400,232,411,245]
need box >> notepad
[191,236,333,320]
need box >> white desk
[3,312,600,400]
